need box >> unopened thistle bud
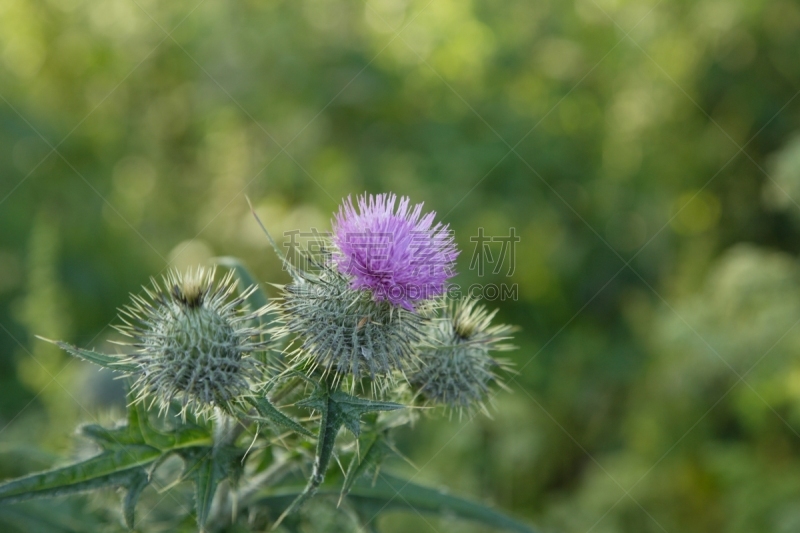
[410,298,515,413]
[278,265,434,388]
[115,267,269,419]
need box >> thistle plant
[0,193,533,533]
[279,265,432,386]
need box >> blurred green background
[2,0,800,531]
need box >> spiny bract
[410,297,515,413]
[115,267,270,419]
[332,193,459,311]
[277,264,434,388]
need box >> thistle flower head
[410,297,515,414]
[332,193,459,311]
[115,267,269,419]
[277,264,434,389]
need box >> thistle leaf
[36,336,137,372]
[326,392,403,437]
[273,388,405,528]
[194,456,220,531]
[247,396,313,438]
[340,432,390,503]
[80,423,142,448]
[178,443,244,531]
[250,472,538,533]
[349,473,537,533]
[122,469,150,529]
[0,447,160,504]
[0,386,214,530]
[271,390,338,529]
[129,400,211,450]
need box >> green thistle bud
[115,267,269,419]
[277,265,434,388]
[410,297,515,414]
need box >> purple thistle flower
[332,193,459,310]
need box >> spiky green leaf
[350,473,537,533]
[326,392,403,437]
[297,388,404,438]
[80,422,141,448]
[273,388,405,528]
[122,469,150,529]
[36,337,137,372]
[272,389,338,528]
[340,432,390,502]
[0,386,214,529]
[250,472,537,533]
[0,446,160,504]
[194,455,219,530]
[129,400,211,450]
[178,443,244,531]
[248,396,313,438]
